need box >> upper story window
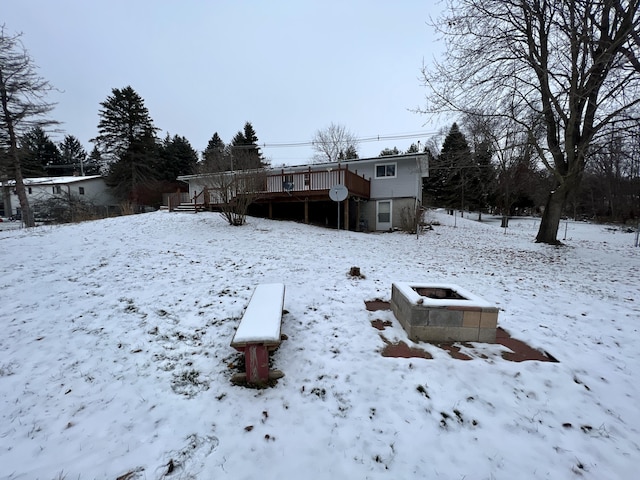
[375,163,397,179]
[53,186,62,194]
[79,187,85,195]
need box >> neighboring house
[2,176,116,219]
[176,153,429,231]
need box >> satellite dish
[329,184,348,202]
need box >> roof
[4,176,104,186]
[277,153,429,172]
[178,153,429,181]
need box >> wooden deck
[257,166,370,202]
[182,165,370,208]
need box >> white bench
[230,283,285,385]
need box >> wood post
[304,198,309,224]
[344,197,349,231]
[245,344,270,384]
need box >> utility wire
[257,130,440,149]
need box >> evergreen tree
[380,147,400,156]
[339,144,359,160]
[58,135,87,176]
[156,133,197,182]
[441,123,473,213]
[201,132,230,172]
[93,86,159,203]
[425,123,473,211]
[84,146,103,176]
[406,143,420,154]
[93,86,157,160]
[230,122,267,170]
[105,131,158,203]
[19,127,60,177]
[469,140,496,218]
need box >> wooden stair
[172,202,206,213]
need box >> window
[304,173,310,187]
[282,174,294,191]
[53,186,61,194]
[28,187,32,194]
[79,187,85,195]
[375,163,396,178]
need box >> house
[176,153,429,231]
[2,176,117,219]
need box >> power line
[259,130,440,149]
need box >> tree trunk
[536,188,569,244]
[12,161,34,227]
[7,128,35,227]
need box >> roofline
[179,153,429,181]
[3,175,104,186]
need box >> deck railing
[264,166,370,199]
[170,165,371,209]
[165,191,191,211]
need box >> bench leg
[245,344,270,384]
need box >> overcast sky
[4,1,447,165]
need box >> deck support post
[304,198,309,224]
[343,197,349,231]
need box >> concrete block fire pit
[391,282,499,343]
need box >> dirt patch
[380,335,432,359]
[371,319,393,330]
[436,344,473,361]
[368,300,557,363]
[496,327,558,362]
[365,300,391,311]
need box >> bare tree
[0,28,58,227]
[462,109,544,224]
[311,122,359,163]
[196,148,266,226]
[421,0,640,244]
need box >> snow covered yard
[1,210,638,479]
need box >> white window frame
[375,162,397,179]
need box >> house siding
[359,197,418,232]
[177,153,428,231]
[4,177,116,217]
[346,156,423,230]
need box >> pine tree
[406,143,419,154]
[84,146,103,176]
[380,147,400,156]
[156,133,197,182]
[230,122,267,170]
[58,135,87,176]
[469,140,495,219]
[425,123,473,211]
[339,145,359,160]
[19,126,59,177]
[201,132,229,172]
[93,86,159,203]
